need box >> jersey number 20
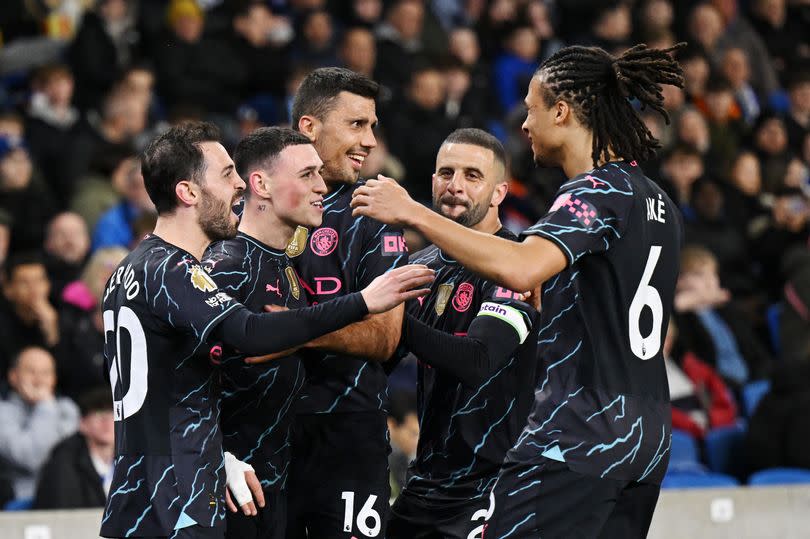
[103,307,149,421]
[628,245,663,360]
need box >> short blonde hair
[680,244,717,274]
[82,247,129,301]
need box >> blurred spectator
[724,151,770,240]
[665,319,738,439]
[658,143,706,220]
[635,0,675,44]
[0,137,57,253]
[699,77,746,176]
[674,246,773,389]
[444,61,487,129]
[0,210,10,270]
[675,107,712,158]
[359,130,405,181]
[448,26,493,122]
[375,0,425,94]
[0,346,79,500]
[746,360,810,473]
[752,112,793,193]
[786,71,810,156]
[154,0,245,116]
[781,247,810,363]
[293,9,338,68]
[350,0,384,27]
[71,148,138,232]
[588,1,633,52]
[24,65,83,201]
[721,47,761,124]
[68,0,140,111]
[340,27,377,78]
[91,158,155,251]
[43,212,90,302]
[55,247,127,401]
[525,0,563,62]
[33,386,113,509]
[749,0,807,76]
[387,390,418,499]
[0,253,60,381]
[0,113,25,143]
[492,25,539,114]
[678,44,712,104]
[387,64,455,203]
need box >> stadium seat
[670,429,700,465]
[742,380,771,417]
[3,497,33,511]
[662,471,740,489]
[766,303,783,357]
[705,422,747,478]
[749,468,810,486]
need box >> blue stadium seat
[662,471,740,489]
[749,468,810,486]
[3,497,33,511]
[670,429,700,465]
[705,422,747,478]
[766,303,783,357]
[742,380,771,417]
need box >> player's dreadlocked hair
[537,43,685,165]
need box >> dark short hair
[442,128,508,172]
[388,390,417,425]
[77,386,113,417]
[234,127,313,197]
[3,251,45,281]
[291,67,379,129]
[664,143,703,162]
[141,122,221,214]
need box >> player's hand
[244,305,301,364]
[361,264,434,313]
[350,175,420,225]
[224,452,265,516]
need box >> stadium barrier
[1,486,810,538]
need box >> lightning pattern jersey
[295,181,408,415]
[510,161,682,485]
[202,232,308,492]
[100,235,239,537]
[405,228,540,501]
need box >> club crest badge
[435,283,454,316]
[310,227,338,256]
[452,282,474,312]
[286,226,308,258]
[285,266,301,300]
[190,265,217,293]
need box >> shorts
[286,411,391,539]
[225,488,286,539]
[388,488,493,539]
[483,457,661,539]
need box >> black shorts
[225,488,286,539]
[388,488,493,539]
[286,411,391,539]
[483,458,661,539]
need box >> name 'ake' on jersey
[203,232,308,492]
[406,228,540,501]
[295,181,408,415]
[101,235,239,537]
[511,160,682,485]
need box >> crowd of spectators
[0,0,808,509]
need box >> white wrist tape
[224,451,255,507]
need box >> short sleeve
[353,220,409,289]
[522,171,635,265]
[475,282,537,344]
[145,252,239,342]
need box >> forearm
[217,293,369,355]
[308,304,403,361]
[401,314,520,388]
[405,206,546,291]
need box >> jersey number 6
[103,307,149,421]
[628,245,663,360]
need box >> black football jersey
[510,161,682,484]
[202,232,308,493]
[405,228,540,501]
[100,235,239,537]
[295,181,408,415]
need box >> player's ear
[297,115,320,143]
[175,179,198,207]
[555,100,570,125]
[249,171,271,199]
[491,181,508,207]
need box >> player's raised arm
[351,178,566,292]
[214,264,433,356]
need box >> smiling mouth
[310,200,323,210]
[348,153,366,168]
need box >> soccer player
[202,126,337,539]
[286,67,406,539]
[352,44,685,537]
[100,123,433,539]
[388,128,540,539]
